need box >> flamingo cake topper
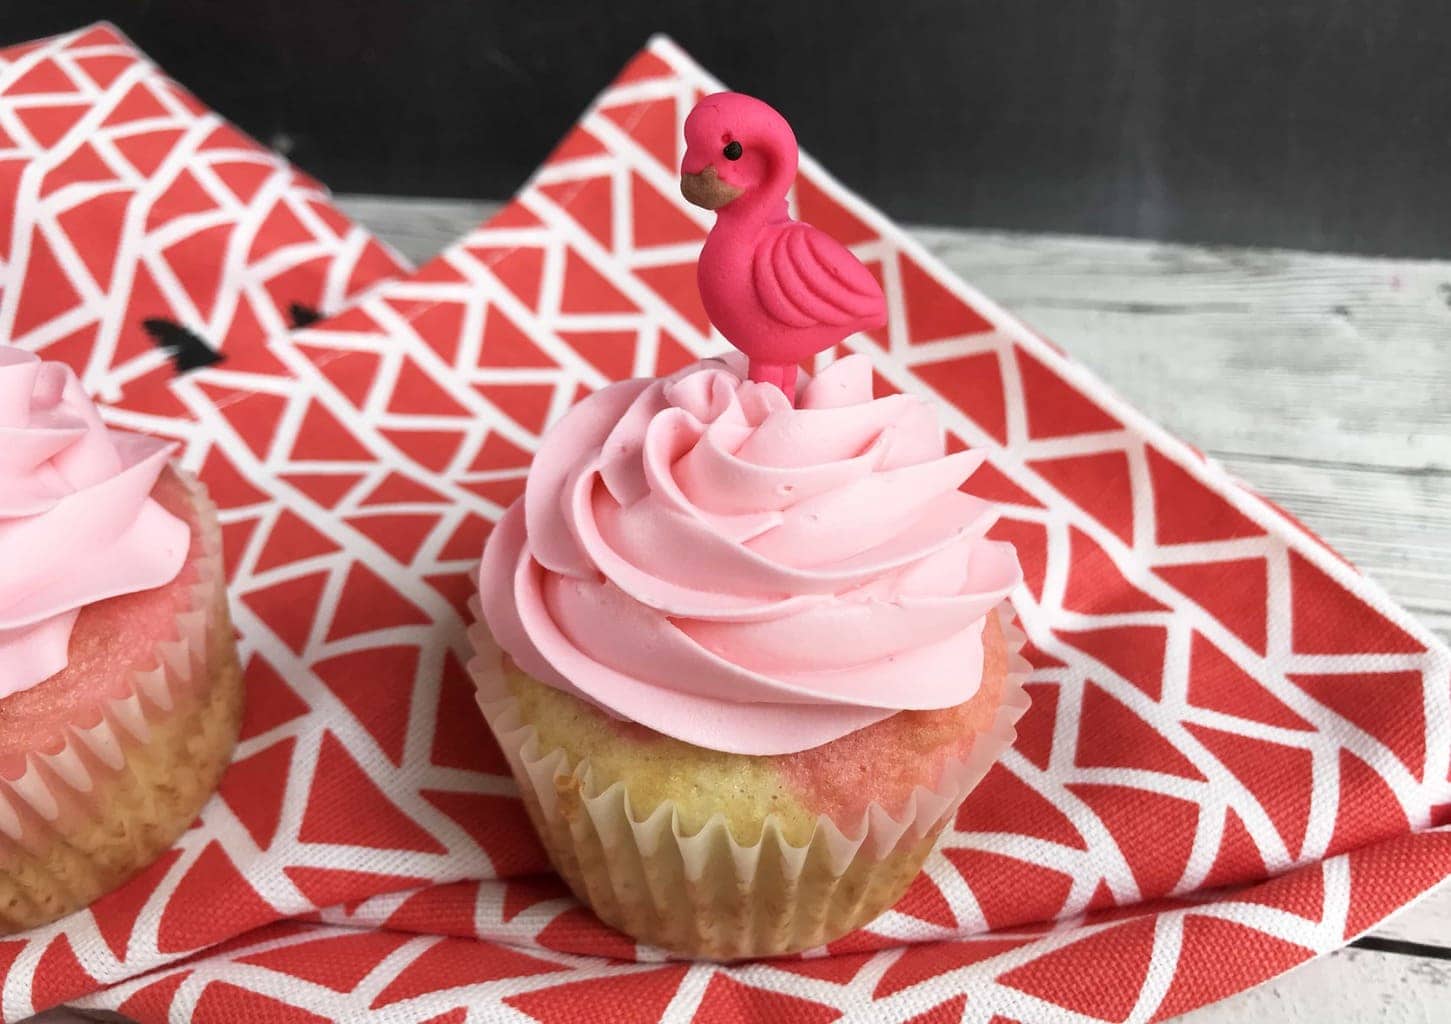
[680,92,887,401]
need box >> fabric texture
[0,23,408,405]
[2,32,1447,1024]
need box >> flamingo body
[681,93,886,395]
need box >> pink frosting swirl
[0,348,189,699]
[479,354,1020,755]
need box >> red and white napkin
[5,31,1448,1024]
[0,22,407,404]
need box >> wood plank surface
[1178,945,1451,1023]
[910,224,1451,644]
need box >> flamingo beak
[681,165,744,210]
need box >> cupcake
[0,347,242,933]
[470,92,1026,959]
[472,350,1027,958]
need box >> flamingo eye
[722,140,743,160]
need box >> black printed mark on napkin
[142,319,225,373]
[289,303,323,328]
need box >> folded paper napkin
[6,31,1449,1024]
[0,22,408,404]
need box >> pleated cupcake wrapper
[0,469,226,848]
[469,601,1031,956]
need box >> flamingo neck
[719,145,796,228]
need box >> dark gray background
[4,1,1447,258]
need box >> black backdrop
[3,1,1448,258]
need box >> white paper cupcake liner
[469,600,1031,959]
[0,468,243,933]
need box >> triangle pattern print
[5,32,1445,1024]
[0,23,407,404]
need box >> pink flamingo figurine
[680,92,886,399]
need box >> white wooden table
[36,197,1451,1023]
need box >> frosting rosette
[0,348,189,698]
[479,354,1021,755]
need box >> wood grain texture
[1370,879,1451,946]
[1179,946,1451,1023]
[341,194,501,267]
[332,194,1450,1021]
[908,225,1451,645]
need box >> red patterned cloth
[8,34,1450,1024]
[0,23,408,404]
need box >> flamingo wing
[751,222,886,330]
